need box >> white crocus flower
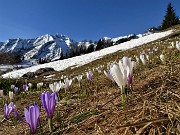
[25,86,29,91]
[146,54,149,61]
[11,85,15,90]
[76,75,83,82]
[59,81,65,89]
[176,41,180,51]
[28,83,32,89]
[160,54,165,63]
[0,90,3,97]
[140,54,146,65]
[63,78,72,90]
[37,82,43,90]
[9,91,13,101]
[49,82,60,93]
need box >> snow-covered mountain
[0,32,149,63]
[0,34,77,61]
[1,30,173,79]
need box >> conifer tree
[161,3,179,30]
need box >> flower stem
[48,117,53,133]
[121,87,125,104]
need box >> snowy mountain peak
[0,34,77,61]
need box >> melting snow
[1,30,173,78]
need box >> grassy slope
[0,25,180,135]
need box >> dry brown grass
[0,26,180,135]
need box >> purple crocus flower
[41,91,56,118]
[24,103,40,134]
[13,87,19,93]
[4,102,22,121]
[86,71,93,85]
[23,84,28,91]
[4,102,16,118]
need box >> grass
[0,25,180,134]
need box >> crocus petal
[49,84,54,92]
[4,104,8,117]
[55,82,60,92]
[24,104,39,134]
[14,110,23,121]
[29,106,36,134]
[49,93,56,116]
[34,105,40,124]
[122,56,131,68]
[111,64,124,89]
[41,92,49,117]
[24,108,30,126]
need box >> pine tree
[95,39,103,51]
[161,3,179,30]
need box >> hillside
[1,30,172,78]
[0,25,179,135]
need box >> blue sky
[0,0,179,42]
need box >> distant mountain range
[0,32,152,63]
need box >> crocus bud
[176,41,180,51]
[140,54,146,65]
[76,75,83,82]
[160,54,165,63]
[0,90,3,97]
[28,83,32,89]
[11,85,15,90]
[146,54,149,61]
[9,91,13,101]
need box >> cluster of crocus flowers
[110,56,136,103]
[4,102,16,118]
[37,82,43,90]
[49,82,61,100]
[24,103,40,134]
[49,82,60,93]
[11,85,18,93]
[3,102,22,122]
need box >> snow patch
[1,30,173,79]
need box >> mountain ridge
[0,32,153,63]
